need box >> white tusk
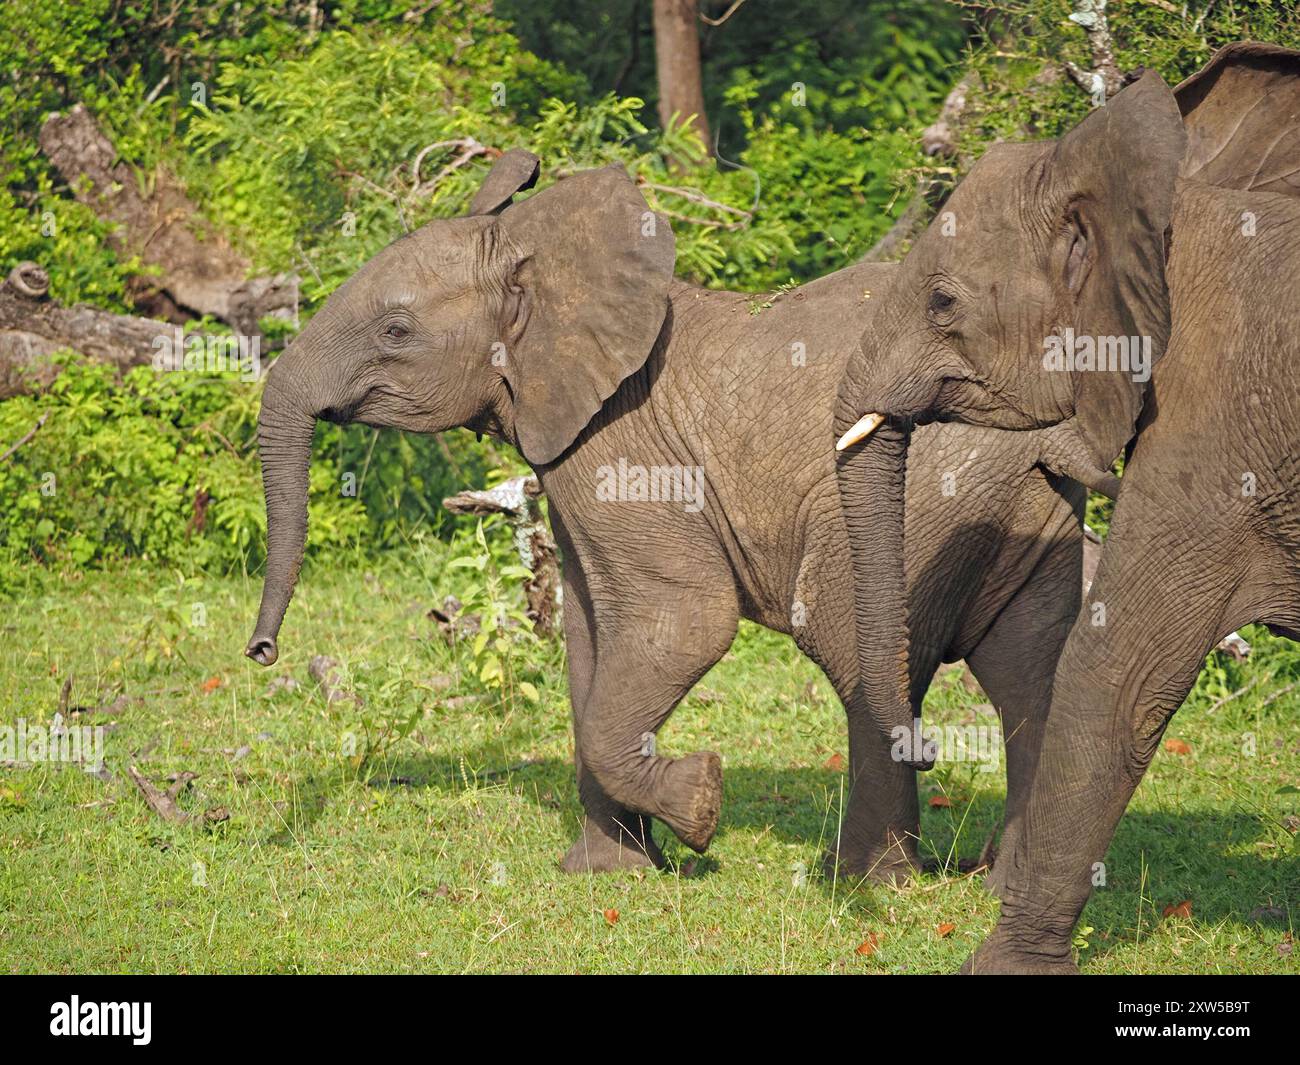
[835,412,886,452]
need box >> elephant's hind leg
[967,529,1081,896]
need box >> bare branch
[444,475,563,637]
[408,138,489,202]
[1065,0,1123,100]
[921,71,980,159]
[700,0,748,27]
[0,412,50,464]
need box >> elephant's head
[838,43,1300,474]
[245,153,676,665]
[834,44,1300,775]
[837,70,1186,492]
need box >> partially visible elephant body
[972,179,1300,970]
[541,262,1084,875]
[820,41,1300,966]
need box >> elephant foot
[959,925,1078,975]
[983,854,1014,898]
[560,813,664,874]
[656,752,723,853]
[823,833,921,885]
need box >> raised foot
[658,752,723,853]
[560,814,664,874]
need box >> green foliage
[0,0,968,581]
[958,0,1300,162]
[0,354,490,592]
[180,21,917,294]
[436,519,544,702]
[496,0,966,148]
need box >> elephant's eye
[383,323,410,340]
[928,288,957,317]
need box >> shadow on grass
[1075,808,1298,962]
[272,745,1295,952]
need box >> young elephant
[244,152,1084,879]
[833,43,1300,968]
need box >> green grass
[0,547,1296,974]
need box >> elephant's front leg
[572,591,738,858]
[825,711,921,883]
[967,504,1239,973]
[559,576,663,873]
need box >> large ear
[492,165,676,465]
[1038,70,1186,468]
[1175,42,1300,196]
[470,149,541,216]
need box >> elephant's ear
[1038,70,1186,467]
[1175,42,1300,196]
[470,149,541,216]
[493,165,675,465]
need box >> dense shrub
[6,0,1298,585]
[0,358,494,591]
[1,1,958,585]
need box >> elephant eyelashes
[927,287,958,322]
[382,323,410,340]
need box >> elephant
[831,42,1300,969]
[242,149,1087,881]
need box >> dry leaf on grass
[855,932,881,957]
[928,795,952,809]
[1162,899,1193,920]
[937,922,957,938]
[1163,738,1192,756]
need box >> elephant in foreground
[832,43,1300,968]
[243,150,1085,880]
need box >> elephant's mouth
[838,370,1058,449]
[319,401,361,424]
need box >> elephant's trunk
[245,371,317,667]
[835,401,927,769]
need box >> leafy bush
[0,1,968,587]
[0,355,492,591]
[956,1,1300,159]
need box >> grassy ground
[1,543,1296,974]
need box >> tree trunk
[652,0,712,159]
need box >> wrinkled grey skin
[245,155,1082,879]
[833,43,1300,969]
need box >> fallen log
[38,104,297,337]
[0,262,173,398]
[443,475,563,637]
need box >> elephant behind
[832,42,1300,968]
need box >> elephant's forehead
[371,226,475,278]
